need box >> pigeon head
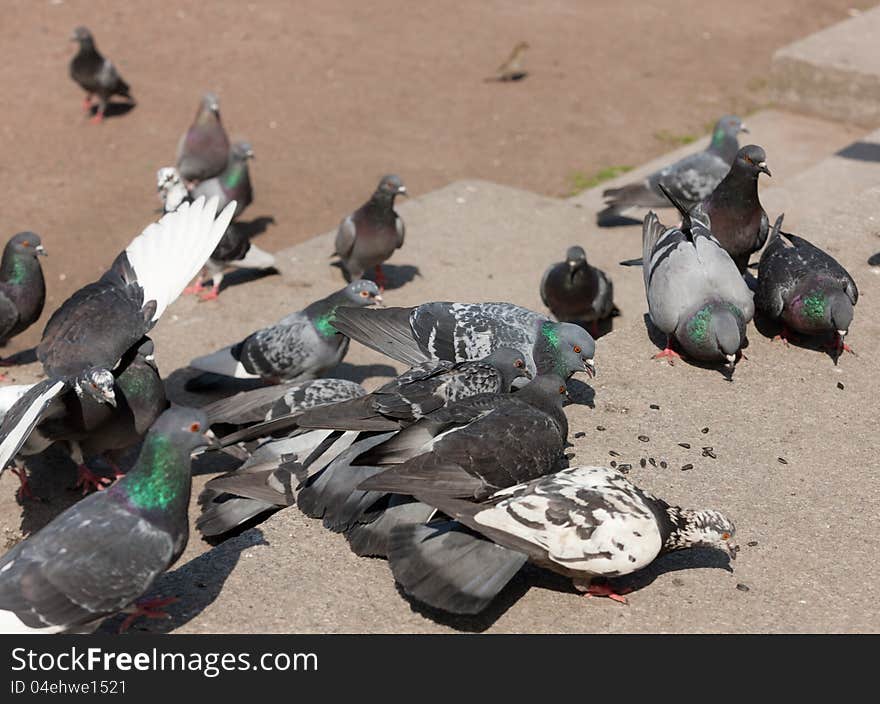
[342,280,383,307]
[146,407,214,454]
[198,93,221,118]
[231,141,255,162]
[375,175,407,202]
[533,321,596,379]
[787,278,853,336]
[70,26,94,45]
[156,167,187,212]
[483,346,532,389]
[734,145,771,177]
[516,373,571,407]
[709,115,747,160]
[677,301,746,366]
[75,368,117,407]
[665,508,737,560]
[156,167,181,192]
[564,246,588,277]
[7,232,47,259]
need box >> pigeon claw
[576,580,630,604]
[10,468,39,502]
[183,281,205,296]
[89,111,104,125]
[118,596,179,634]
[652,346,681,365]
[73,464,112,495]
[81,95,94,113]
[198,286,221,302]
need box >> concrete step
[771,6,880,127]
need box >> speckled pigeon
[701,145,771,273]
[642,186,754,366]
[332,301,596,378]
[388,465,737,614]
[356,373,570,501]
[0,233,47,364]
[186,280,382,388]
[0,408,211,633]
[755,215,858,356]
[0,197,234,496]
[599,115,746,223]
[69,26,133,124]
[540,246,618,334]
[333,174,407,289]
[177,93,231,184]
[157,161,276,302]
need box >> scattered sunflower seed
[837,381,844,390]
[610,460,617,468]
[777,457,788,465]
[747,541,758,547]
[648,457,657,467]
[638,435,649,442]
[596,425,606,432]
[702,447,716,459]
[736,583,750,593]
[678,442,691,449]
[609,450,621,457]
[640,458,647,468]
[574,431,586,439]
[649,404,660,410]
[701,427,709,434]
[660,460,667,469]
[680,463,694,471]
[618,463,632,472]
[672,577,685,587]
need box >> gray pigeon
[186,280,383,387]
[0,198,234,497]
[755,215,858,356]
[701,145,771,273]
[334,175,407,289]
[0,407,211,633]
[540,246,618,335]
[157,160,276,302]
[388,465,737,615]
[0,233,47,363]
[69,26,133,124]
[356,373,570,501]
[642,187,754,366]
[599,115,747,223]
[177,93,231,184]
[332,301,596,378]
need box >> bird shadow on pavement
[641,314,743,380]
[99,528,269,634]
[88,101,136,121]
[235,215,275,241]
[165,368,268,407]
[0,347,37,365]
[597,213,643,228]
[752,311,847,365]
[213,266,280,296]
[608,546,734,594]
[331,262,422,292]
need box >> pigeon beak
[725,353,736,365]
[837,329,848,338]
[35,245,47,257]
[739,124,749,134]
[202,431,222,451]
[373,294,384,306]
[397,186,408,197]
[522,368,534,380]
[758,161,771,177]
[583,358,596,378]
[103,391,117,408]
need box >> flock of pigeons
[0,27,862,634]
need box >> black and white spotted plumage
[187,281,382,385]
[599,115,746,223]
[388,465,737,615]
[642,190,754,363]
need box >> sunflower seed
[701,427,709,434]
[648,457,657,467]
[610,460,617,468]
[747,540,758,547]
[678,442,691,449]
[680,463,694,471]
[649,404,660,410]
[609,450,621,457]
[777,457,788,465]
[596,425,606,431]
[837,381,844,390]
[574,431,586,439]
[736,583,750,593]
[640,458,647,468]
[660,460,667,469]
[638,435,649,442]
[618,463,632,472]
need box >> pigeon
[356,373,570,501]
[755,214,858,356]
[701,145,771,273]
[69,26,133,125]
[540,246,618,335]
[642,186,754,366]
[264,347,532,436]
[333,174,407,289]
[484,41,530,82]
[157,160,276,302]
[332,301,596,378]
[186,280,383,388]
[0,408,212,634]
[0,233,47,363]
[203,378,366,428]
[0,197,234,496]
[387,465,737,614]
[599,115,747,224]
[177,93,231,185]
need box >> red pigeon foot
[119,596,179,633]
[73,464,112,495]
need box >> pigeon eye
[722,532,731,541]
[190,422,201,433]
[21,241,30,247]
[573,345,581,354]
[359,290,370,297]
[514,359,524,368]
[558,385,566,394]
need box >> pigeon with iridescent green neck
[599,115,747,224]
[0,407,211,634]
[187,280,383,387]
[176,93,230,184]
[0,232,47,360]
[332,301,596,378]
[642,186,754,367]
[755,215,858,356]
